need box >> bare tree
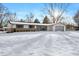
[0,3,8,27]
[74,10,79,26]
[2,12,16,27]
[74,10,79,30]
[25,12,34,23]
[43,3,70,24]
[7,13,16,21]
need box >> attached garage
[53,23,66,31]
[7,21,66,32]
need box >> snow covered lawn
[0,31,79,56]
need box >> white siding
[24,25,29,28]
[13,25,16,28]
[47,25,53,31]
[7,23,12,28]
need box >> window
[16,25,24,28]
[29,25,34,28]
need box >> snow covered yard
[0,31,79,56]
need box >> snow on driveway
[0,31,79,56]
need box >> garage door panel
[55,26,64,31]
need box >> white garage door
[55,26,64,31]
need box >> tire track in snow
[57,32,79,55]
[16,33,52,56]
[0,32,79,56]
[1,33,45,56]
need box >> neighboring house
[7,21,77,32]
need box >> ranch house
[7,21,77,32]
